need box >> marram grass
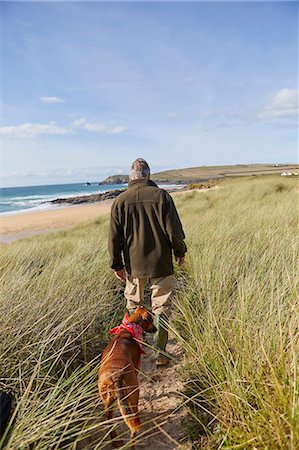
[0,176,298,449]
[172,176,299,449]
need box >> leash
[109,312,146,354]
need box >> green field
[0,175,298,449]
[101,164,299,185]
[151,164,299,182]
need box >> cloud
[2,165,130,186]
[0,117,127,139]
[1,122,74,139]
[258,88,298,120]
[1,117,127,139]
[167,112,179,119]
[201,88,298,130]
[72,118,88,127]
[84,122,107,132]
[72,117,127,134]
[39,96,65,104]
[109,126,127,134]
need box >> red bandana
[109,312,146,354]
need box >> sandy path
[136,336,191,449]
[99,336,191,450]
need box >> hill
[98,174,129,185]
[100,163,299,184]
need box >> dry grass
[172,176,299,449]
[151,164,299,182]
[0,175,298,449]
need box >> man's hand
[176,256,185,266]
[114,268,126,282]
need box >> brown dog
[98,306,156,448]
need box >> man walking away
[108,158,186,366]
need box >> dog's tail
[112,373,140,434]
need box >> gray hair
[130,158,150,180]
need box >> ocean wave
[0,199,44,207]
[5,189,114,204]
[0,184,182,215]
[0,202,60,216]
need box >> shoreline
[0,186,189,244]
[0,184,185,218]
[0,200,113,243]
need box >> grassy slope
[101,164,299,184]
[0,214,125,449]
[151,164,299,182]
[172,176,299,449]
[0,176,298,449]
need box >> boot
[153,314,169,366]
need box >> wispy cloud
[1,117,127,139]
[167,112,179,119]
[257,88,298,120]
[2,164,172,186]
[109,126,127,134]
[39,96,65,104]
[2,165,129,186]
[202,88,298,130]
[1,122,74,139]
[72,118,127,134]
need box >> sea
[0,182,181,215]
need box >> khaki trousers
[124,274,173,316]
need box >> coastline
[0,185,188,244]
[0,200,113,243]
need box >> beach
[0,200,113,243]
[0,187,191,243]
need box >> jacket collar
[128,178,158,189]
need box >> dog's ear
[130,308,156,332]
[140,310,156,333]
[129,307,146,325]
[141,310,153,321]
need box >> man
[108,158,186,366]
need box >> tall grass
[172,176,299,449]
[0,215,125,448]
[0,176,298,449]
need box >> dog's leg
[100,382,123,448]
[106,403,125,448]
[115,374,140,448]
[123,386,140,449]
[127,402,140,449]
[130,425,139,449]
[105,409,116,441]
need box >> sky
[1,0,298,187]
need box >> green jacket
[108,179,187,278]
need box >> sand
[97,334,190,449]
[0,189,211,244]
[0,200,113,243]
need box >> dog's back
[98,307,156,448]
[98,331,141,447]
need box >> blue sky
[1,1,298,187]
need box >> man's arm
[164,193,187,260]
[108,203,124,273]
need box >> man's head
[130,158,150,181]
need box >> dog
[98,306,156,448]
